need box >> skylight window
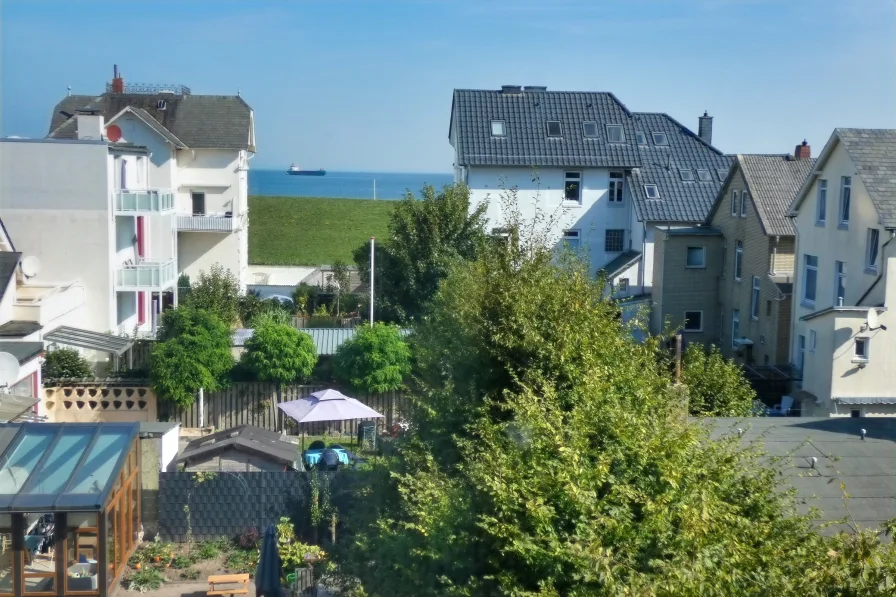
[636,131,647,146]
[491,120,505,136]
[547,121,562,137]
[644,185,660,199]
[606,125,625,143]
[652,132,669,146]
[679,169,695,181]
[717,168,728,182]
[583,122,598,138]
[697,169,712,182]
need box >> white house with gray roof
[449,85,731,324]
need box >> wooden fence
[157,382,405,436]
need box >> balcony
[116,259,177,290]
[12,283,86,326]
[114,189,175,214]
[178,213,237,233]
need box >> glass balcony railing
[116,259,177,289]
[114,189,175,213]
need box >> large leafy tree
[353,183,487,323]
[332,323,410,393]
[183,264,241,327]
[42,348,93,380]
[331,206,896,596]
[241,319,317,384]
[150,308,234,407]
[680,343,755,416]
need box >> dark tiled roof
[48,92,252,150]
[628,113,733,223]
[666,226,723,236]
[124,108,188,148]
[450,89,642,168]
[0,218,14,251]
[834,129,896,228]
[0,341,43,365]
[0,253,20,305]
[178,425,297,468]
[733,155,816,236]
[702,417,896,532]
[0,321,42,339]
[597,250,641,278]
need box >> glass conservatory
[0,423,141,597]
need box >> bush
[241,321,317,384]
[180,569,200,581]
[183,264,240,327]
[126,568,164,592]
[42,348,93,379]
[292,283,320,315]
[332,323,410,393]
[192,540,221,561]
[681,343,755,416]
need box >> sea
[248,169,454,200]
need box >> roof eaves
[788,130,841,217]
[704,158,740,225]
[800,305,886,322]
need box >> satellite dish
[20,256,40,278]
[867,308,880,330]
[106,124,122,142]
[0,352,20,388]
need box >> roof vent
[156,99,167,110]
[501,85,523,95]
[861,428,867,440]
[524,86,547,92]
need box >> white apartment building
[788,128,896,417]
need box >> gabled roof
[48,92,253,150]
[450,88,642,168]
[0,253,21,305]
[597,250,641,279]
[708,155,816,236]
[177,425,297,468]
[628,113,733,223]
[106,106,187,148]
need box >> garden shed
[176,425,299,472]
[0,422,141,596]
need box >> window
[734,240,743,281]
[136,156,145,185]
[854,337,869,362]
[866,228,880,272]
[839,176,851,226]
[636,131,647,146]
[851,409,863,418]
[697,169,712,182]
[609,171,624,203]
[717,168,728,182]
[683,311,703,332]
[766,300,772,317]
[562,229,580,249]
[644,184,660,199]
[679,169,694,181]
[547,121,562,137]
[751,276,761,319]
[816,179,827,225]
[686,246,706,268]
[809,329,817,352]
[191,191,206,215]
[730,190,739,216]
[564,171,582,204]
[797,334,806,373]
[732,309,740,348]
[803,254,818,304]
[652,132,669,146]
[606,124,625,143]
[491,120,505,136]
[617,278,629,292]
[835,261,846,305]
[605,229,624,253]
[583,121,598,137]
[740,190,748,217]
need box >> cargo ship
[287,164,326,176]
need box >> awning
[834,397,896,405]
[0,395,40,423]
[44,326,134,356]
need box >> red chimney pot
[111,64,124,94]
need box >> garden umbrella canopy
[255,525,283,597]
[277,389,384,423]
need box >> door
[191,191,206,215]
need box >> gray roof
[597,250,641,279]
[48,92,252,150]
[0,253,19,305]
[0,341,43,365]
[139,421,180,437]
[0,321,42,339]
[177,425,297,468]
[702,417,896,532]
[124,108,188,148]
[628,113,733,223]
[44,326,134,356]
[450,89,642,168]
[833,129,896,228]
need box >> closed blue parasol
[255,525,283,597]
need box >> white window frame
[835,261,846,306]
[696,169,712,182]
[854,337,870,363]
[816,179,827,225]
[685,246,706,268]
[809,329,817,352]
[717,168,728,182]
[734,240,743,281]
[644,185,660,199]
[683,310,703,333]
[679,169,694,181]
[562,229,580,249]
[839,176,851,227]
[606,124,625,143]
[546,121,563,137]
[604,229,624,253]
[490,120,505,137]
[582,121,598,138]
[652,131,669,146]
[803,254,818,306]
[563,171,582,205]
[731,309,740,349]
[740,190,749,217]
[866,228,880,274]
[730,190,739,216]
[750,276,760,320]
[608,171,624,204]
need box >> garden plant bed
[124,538,263,590]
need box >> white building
[449,86,731,323]
[788,128,896,416]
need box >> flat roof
[0,341,43,365]
[0,422,139,512]
[44,326,133,356]
[139,421,179,437]
[0,321,43,339]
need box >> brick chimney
[111,64,124,94]
[794,139,811,160]
[698,111,713,145]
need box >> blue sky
[2,0,894,172]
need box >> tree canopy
[42,348,93,380]
[183,264,241,327]
[241,320,317,384]
[681,342,755,416]
[353,183,488,323]
[332,323,411,394]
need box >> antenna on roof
[67,85,72,97]
[237,85,241,97]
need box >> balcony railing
[114,189,175,214]
[177,213,237,232]
[116,259,177,290]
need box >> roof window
[583,122,598,138]
[679,169,694,181]
[652,132,669,146]
[546,121,562,138]
[644,185,660,199]
[717,168,728,182]
[607,125,625,143]
[697,169,712,182]
[636,131,647,146]
[491,120,505,137]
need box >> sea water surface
[249,169,454,200]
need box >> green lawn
[248,196,394,266]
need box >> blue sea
[248,169,454,200]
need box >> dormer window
[652,132,669,146]
[644,184,660,199]
[491,120,505,136]
[679,169,694,181]
[582,122,598,138]
[606,125,625,143]
[636,131,647,146]
[547,121,562,137]
[697,169,712,182]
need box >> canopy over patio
[277,389,384,424]
[44,326,134,357]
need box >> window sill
[685,265,706,269]
[801,299,816,309]
[815,221,826,228]
[838,223,849,230]
[734,277,743,283]
[851,357,870,366]
[751,316,759,322]
[865,267,879,276]
[562,202,583,208]
[682,329,703,334]
[607,202,624,208]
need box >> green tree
[292,283,320,316]
[42,348,93,379]
[241,320,316,384]
[680,343,755,416]
[332,323,410,393]
[352,183,487,323]
[326,259,352,316]
[183,264,240,327]
[150,308,234,407]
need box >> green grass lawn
[248,196,395,266]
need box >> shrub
[241,321,317,384]
[42,348,92,379]
[180,569,201,581]
[681,343,755,416]
[183,264,240,327]
[126,568,164,592]
[192,540,220,561]
[170,554,194,569]
[332,323,410,393]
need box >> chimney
[111,64,124,94]
[75,108,105,141]
[698,111,713,145]
[501,85,523,95]
[794,139,811,160]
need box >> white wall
[110,113,177,190]
[161,425,181,472]
[0,274,16,326]
[178,231,241,283]
[176,149,243,215]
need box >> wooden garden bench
[207,573,250,596]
